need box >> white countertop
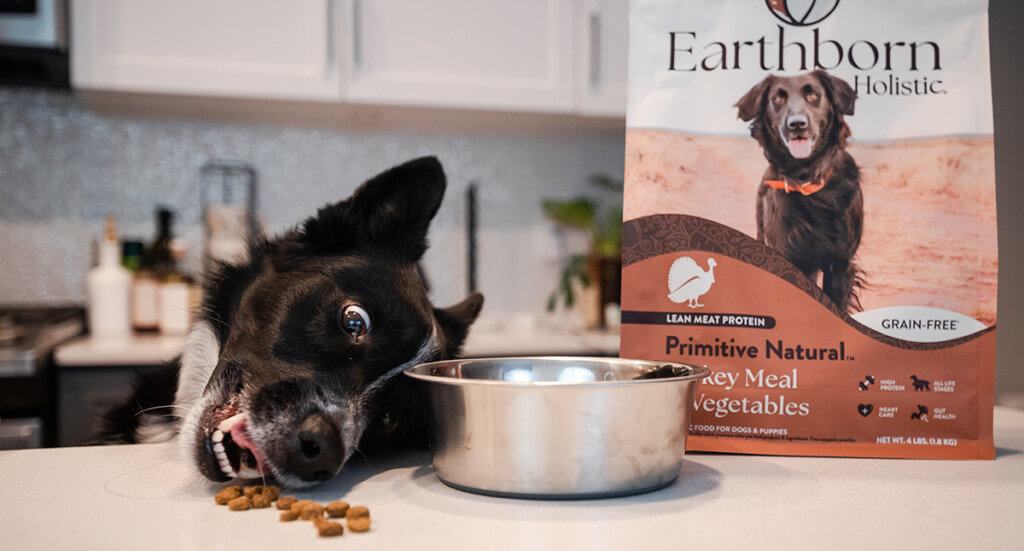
[54,332,186,366]
[2,407,1022,551]
[54,328,620,367]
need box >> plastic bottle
[158,239,194,336]
[87,216,132,338]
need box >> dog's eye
[341,305,371,339]
[772,95,785,105]
[807,92,819,102]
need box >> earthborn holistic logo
[765,0,840,27]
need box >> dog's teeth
[217,413,246,433]
[218,459,236,478]
[213,442,225,453]
[212,430,224,443]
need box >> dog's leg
[91,362,181,444]
[824,260,862,313]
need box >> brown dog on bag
[736,70,864,313]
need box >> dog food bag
[621,0,995,459]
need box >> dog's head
[178,157,483,487]
[735,71,856,164]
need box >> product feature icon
[910,405,929,422]
[857,403,873,417]
[858,375,876,391]
[667,256,717,309]
[910,374,931,391]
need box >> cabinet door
[342,0,574,113]
[577,0,627,117]
[71,0,341,101]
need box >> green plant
[542,174,623,311]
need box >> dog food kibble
[227,497,251,511]
[212,488,374,537]
[346,506,371,532]
[313,517,345,538]
[261,486,281,501]
[275,496,297,510]
[325,501,350,518]
[251,494,273,509]
[214,486,242,505]
[297,502,325,520]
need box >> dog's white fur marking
[172,320,222,464]
[175,321,221,410]
[347,325,440,443]
[130,321,221,447]
[362,323,439,398]
[136,416,178,443]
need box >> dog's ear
[814,70,856,116]
[735,75,774,122]
[434,293,484,358]
[298,156,446,261]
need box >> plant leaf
[541,198,595,231]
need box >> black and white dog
[98,157,484,488]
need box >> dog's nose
[787,115,808,130]
[287,413,343,482]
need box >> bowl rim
[403,356,711,387]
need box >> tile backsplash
[0,87,624,319]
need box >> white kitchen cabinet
[577,0,628,117]
[71,0,342,101]
[70,1,628,120]
[340,0,575,113]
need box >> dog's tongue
[232,420,270,475]
[788,138,813,159]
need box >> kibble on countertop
[346,506,371,532]
[227,496,251,511]
[214,486,242,505]
[313,517,345,537]
[325,501,350,518]
[275,496,297,510]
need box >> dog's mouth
[784,136,815,159]
[199,400,270,481]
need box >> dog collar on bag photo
[764,177,825,196]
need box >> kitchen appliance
[0,0,69,87]
[200,160,258,269]
[405,356,710,499]
[0,306,83,448]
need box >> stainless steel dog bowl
[404,356,710,499]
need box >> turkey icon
[667,256,717,308]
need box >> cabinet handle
[352,0,363,69]
[589,12,601,87]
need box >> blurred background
[0,0,1020,448]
